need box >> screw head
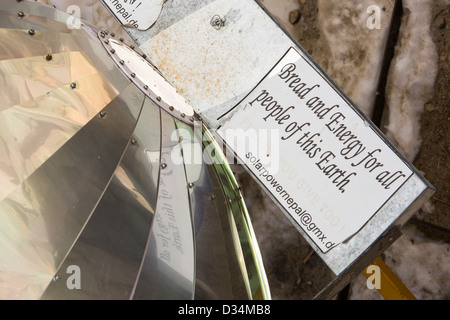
[99,110,107,118]
[131,138,137,145]
[18,11,24,18]
[161,163,167,169]
[45,54,53,61]
[28,29,35,36]
[70,82,76,89]
[131,73,136,78]
[188,183,194,188]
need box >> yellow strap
[363,257,417,300]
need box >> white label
[102,0,163,31]
[217,48,413,253]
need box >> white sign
[217,48,413,253]
[102,0,163,31]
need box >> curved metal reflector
[0,0,270,300]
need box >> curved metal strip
[132,110,195,300]
[171,120,270,300]
[201,126,271,300]
[173,120,247,299]
[41,98,160,300]
[0,84,144,300]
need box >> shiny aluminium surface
[0,83,144,299]
[0,9,130,204]
[200,127,271,300]
[133,113,270,300]
[0,0,143,299]
[132,110,196,300]
[175,120,253,300]
[41,98,160,300]
[0,0,271,300]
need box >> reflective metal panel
[173,120,246,299]
[41,98,160,300]
[0,84,144,299]
[0,19,131,204]
[0,0,271,300]
[201,127,271,300]
[132,110,195,300]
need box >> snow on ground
[384,0,439,162]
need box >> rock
[289,9,301,25]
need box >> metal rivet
[53,275,61,282]
[188,183,194,188]
[210,194,216,200]
[119,60,125,65]
[190,117,195,122]
[130,45,135,49]
[28,29,35,36]
[210,15,226,30]
[131,138,137,145]
[119,38,124,42]
[110,49,115,54]
[161,163,167,169]
[104,40,109,44]
[143,85,149,90]
[111,32,115,37]
[156,96,161,102]
[45,54,53,61]
[181,113,186,118]
[18,11,24,18]
[131,73,136,78]
[100,32,105,38]
[70,82,76,89]
[169,106,174,111]
[100,110,107,118]
[142,54,147,59]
